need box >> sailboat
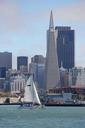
[20,75,41,108]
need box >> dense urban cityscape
[0,1,85,128]
[0,11,85,105]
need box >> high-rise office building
[0,52,12,70]
[17,56,28,72]
[29,63,45,90]
[55,26,75,69]
[0,67,6,78]
[29,55,45,90]
[31,55,45,64]
[45,11,60,90]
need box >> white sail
[33,82,41,105]
[23,75,41,106]
[23,76,33,103]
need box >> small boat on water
[20,75,41,109]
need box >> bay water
[0,105,85,128]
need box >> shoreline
[0,103,85,107]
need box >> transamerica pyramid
[45,11,60,91]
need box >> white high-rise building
[10,75,26,94]
[45,11,60,91]
[76,68,85,87]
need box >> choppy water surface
[0,105,85,128]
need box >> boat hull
[19,102,41,109]
[19,102,33,108]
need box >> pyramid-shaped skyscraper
[45,11,60,90]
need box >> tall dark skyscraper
[0,67,6,78]
[0,52,12,70]
[55,26,75,69]
[17,56,28,72]
[45,11,60,90]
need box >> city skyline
[0,0,85,68]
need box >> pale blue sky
[0,0,85,68]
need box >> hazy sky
[0,0,85,68]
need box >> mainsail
[23,84,33,103]
[23,75,41,105]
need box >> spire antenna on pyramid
[49,10,54,29]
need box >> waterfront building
[17,56,28,72]
[0,52,12,70]
[45,92,73,104]
[45,11,60,91]
[55,26,75,69]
